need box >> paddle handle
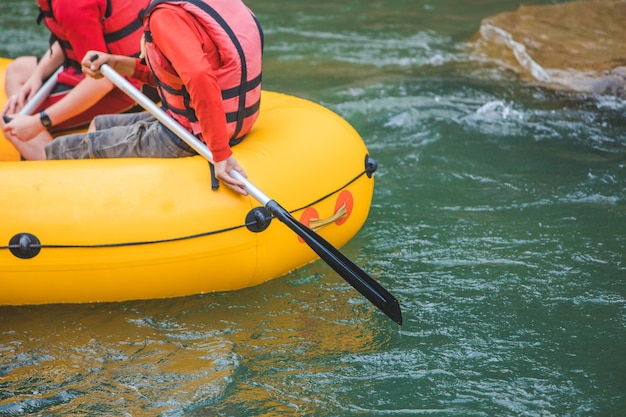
[99,64,271,205]
[20,66,63,116]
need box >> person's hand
[81,51,109,79]
[214,156,248,196]
[1,114,45,142]
[2,77,42,114]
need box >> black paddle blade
[266,200,402,325]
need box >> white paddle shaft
[100,63,271,206]
[20,66,63,115]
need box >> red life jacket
[143,0,263,143]
[37,0,147,73]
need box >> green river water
[1,0,625,416]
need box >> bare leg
[5,130,53,160]
[3,57,54,160]
[4,56,38,97]
[9,118,96,161]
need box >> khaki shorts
[45,112,197,160]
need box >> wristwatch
[39,110,52,128]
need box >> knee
[5,57,37,92]
[6,56,37,78]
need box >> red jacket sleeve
[57,0,108,64]
[148,7,232,162]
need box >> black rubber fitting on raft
[3,115,12,123]
[9,233,41,259]
[245,207,273,233]
[365,154,378,178]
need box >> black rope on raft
[0,170,369,251]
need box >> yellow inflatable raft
[0,57,376,306]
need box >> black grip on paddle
[3,115,12,123]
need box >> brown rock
[472,0,626,95]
